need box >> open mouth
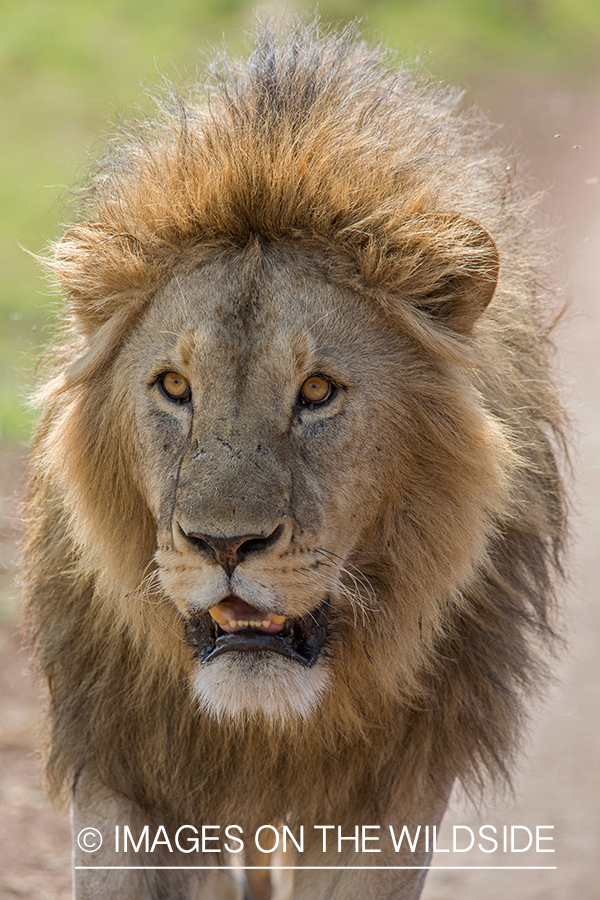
[186,595,330,667]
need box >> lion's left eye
[159,372,191,403]
[299,375,336,407]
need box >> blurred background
[1,1,599,898]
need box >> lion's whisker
[316,548,380,615]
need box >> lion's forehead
[140,254,391,380]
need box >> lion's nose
[181,524,287,576]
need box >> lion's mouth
[186,595,330,667]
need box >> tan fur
[23,20,566,900]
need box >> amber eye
[159,372,191,402]
[299,375,336,407]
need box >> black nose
[182,524,286,576]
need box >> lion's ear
[414,216,499,334]
[51,222,152,335]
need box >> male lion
[24,20,566,900]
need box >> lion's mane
[24,21,566,831]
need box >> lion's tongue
[208,596,286,635]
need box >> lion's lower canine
[24,19,566,900]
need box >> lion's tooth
[208,606,286,630]
[208,606,229,626]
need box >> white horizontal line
[75,866,557,871]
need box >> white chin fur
[191,652,331,726]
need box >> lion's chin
[190,652,332,726]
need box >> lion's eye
[159,372,191,403]
[299,375,336,407]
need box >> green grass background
[2,0,599,441]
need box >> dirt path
[1,80,598,899]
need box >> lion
[23,19,566,900]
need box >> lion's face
[115,246,506,724]
[120,248,400,722]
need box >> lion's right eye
[159,372,191,403]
